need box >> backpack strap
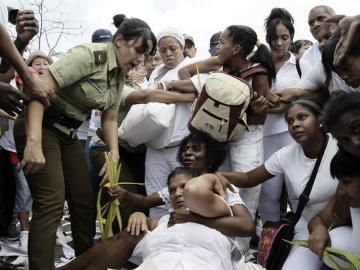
[292,135,329,225]
[295,58,302,78]
[239,65,268,80]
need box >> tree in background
[15,0,83,58]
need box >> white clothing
[301,42,321,64]
[0,120,16,153]
[90,84,136,144]
[263,53,311,136]
[0,1,8,66]
[264,136,338,235]
[145,146,181,217]
[76,121,90,140]
[259,131,294,222]
[147,57,197,148]
[132,215,235,270]
[89,110,102,136]
[296,60,360,94]
[265,136,339,270]
[228,125,264,219]
[145,57,197,217]
[350,207,360,256]
[261,53,308,222]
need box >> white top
[296,61,360,93]
[158,184,245,212]
[350,207,360,256]
[301,42,321,64]
[263,53,311,136]
[264,136,339,235]
[0,119,16,153]
[132,215,235,270]
[147,57,198,148]
[0,2,9,66]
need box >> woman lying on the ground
[218,99,339,270]
[58,167,256,270]
[107,130,227,212]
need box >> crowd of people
[0,2,360,270]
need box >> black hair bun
[113,14,126,28]
[265,8,294,27]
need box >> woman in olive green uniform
[13,14,156,270]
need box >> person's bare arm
[0,23,50,102]
[99,108,120,185]
[170,203,255,237]
[220,164,274,188]
[308,184,351,257]
[247,74,270,125]
[178,56,222,80]
[124,89,195,106]
[183,174,233,218]
[108,186,164,209]
[279,87,329,104]
[21,71,59,174]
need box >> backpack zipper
[203,108,228,132]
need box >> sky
[5,0,360,59]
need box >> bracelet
[160,81,167,91]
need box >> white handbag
[118,102,175,147]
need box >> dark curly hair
[177,131,226,173]
[330,149,360,180]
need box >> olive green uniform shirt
[48,42,127,122]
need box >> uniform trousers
[14,116,94,270]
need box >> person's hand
[333,15,360,66]
[99,150,120,187]
[21,140,45,175]
[308,226,330,258]
[249,96,268,115]
[278,89,299,104]
[23,77,51,107]
[107,186,127,201]
[266,92,280,108]
[0,82,26,116]
[127,212,148,236]
[127,69,146,85]
[169,208,197,225]
[16,10,39,44]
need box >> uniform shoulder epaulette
[93,51,107,65]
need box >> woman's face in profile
[331,111,360,157]
[158,37,184,69]
[334,54,360,88]
[217,29,235,63]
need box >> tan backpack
[188,72,251,142]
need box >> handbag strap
[293,135,329,224]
